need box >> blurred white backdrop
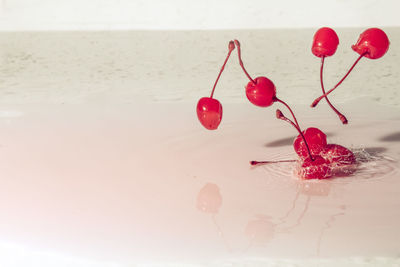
[0,0,399,31]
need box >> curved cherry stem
[233,40,256,84]
[210,41,236,99]
[250,159,296,166]
[311,53,365,107]
[319,57,348,124]
[274,97,301,130]
[276,109,314,161]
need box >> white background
[0,0,400,31]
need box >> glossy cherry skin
[321,144,357,176]
[298,155,331,179]
[245,76,276,107]
[196,97,223,130]
[312,27,339,57]
[293,127,327,159]
[321,144,356,166]
[352,28,390,59]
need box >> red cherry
[234,40,280,108]
[310,28,348,125]
[253,111,356,179]
[298,155,331,179]
[320,144,356,176]
[312,28,390,110]
[196,97,223,130]
[312,27,339,57]
[252,109,354,179]
[234,40,302,128]
[352,28,390,59]
[321,144,356,166]
[245,76,276,107]
[293,127,327,159]
[197,41,235,130]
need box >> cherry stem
[210,41,236,99]
[233,40,256,84]
[250,159,296,166]
[276,109,314,161]
[274,97,301,130]
[319,56,348,124]
[311,53,365,107]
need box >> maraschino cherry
[352,28,390,60]
[312,27,339,57]
[196,98,223,130]
[196,38,359,179]
[322,144,357,176]
[252,109,331,179]
[311,28,390,110]
[293,127,327,159]
[311,27,348,124]
[252,109,356,179]
[276,110,332,179]
[321,144,356,167]
[196,41,235,130]
[232,39,353,179]
[234,39,300,128]
[234,40,276,108]
[298,155,330,179]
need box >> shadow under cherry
[360,147,388,159]
[379,132,400,142]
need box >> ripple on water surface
[161,125,398,184]
[256,148,398,184]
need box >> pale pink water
[0,29,399,266]
[0,100,399,266]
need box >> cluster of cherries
[196,28,390,179]
[310,27,390,124]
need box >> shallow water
[0,100,399,266]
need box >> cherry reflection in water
[281,181,347,257]
[196,183,277,252]
[196,183,222,213]
[196,183,231,251]
[243,182,333,251]
[280,181,333,232]
[196,181,347,255]
[244,215,275,249]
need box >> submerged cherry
[321,144,356,166]
[276,110,333,179]
[312,27,339,57]
[298,155,331,179]
[252,109,316,166]
[275,110,314,160]
[352,28,390,60]
[197,41,235,130]
[248,104,354,180]
[254,109,355,180]
[321,144,357,176]
[293,127,327,159]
